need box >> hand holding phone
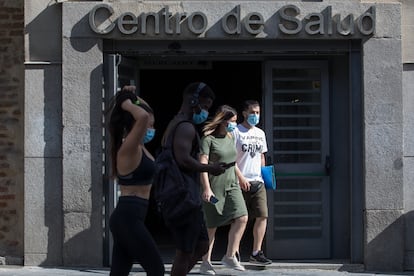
[209,195,219,204]
[223,161,236,169]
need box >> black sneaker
[249,251,272,265]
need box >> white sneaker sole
[221,261,245,271]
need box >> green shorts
[243,181,268,218]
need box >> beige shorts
[243,181,268,218]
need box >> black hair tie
[116,91,138,107]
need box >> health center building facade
[4,0,412,271]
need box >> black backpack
[152,121,200,224]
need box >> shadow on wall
[364,212,405,273]
[70,12,101,53]
[336,212,412,274]
[41,65,63,266]
[25,2,100,59]
[403,210,414,272]
[24,2,62,62]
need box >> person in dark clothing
[160,82,226,276]
[108,85,164,276]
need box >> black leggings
[109,196,164,276]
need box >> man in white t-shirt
[233,100,272,265]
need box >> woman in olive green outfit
[199,105,248,275]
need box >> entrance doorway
[105,56,263,262]
[139,59,262,262]
[103,46,359,263]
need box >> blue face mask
[143,128,155,144]
[226,122,237,132]
[192,109,209,125]
[247,114,260,126]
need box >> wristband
[134,98,153,114]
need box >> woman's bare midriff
[120,184,152,199]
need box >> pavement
[0,261,413,276]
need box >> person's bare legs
[202,227,217,262]
[226,215,248,257]
[252,217,267,252]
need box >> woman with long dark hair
[107,85,164,276]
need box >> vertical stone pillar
[61,2,104,265]
[24,0,63,265]
[363,3,404,272]
[61,37,103,266]
[402,0,414,270]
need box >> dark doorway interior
[138,60,262,261]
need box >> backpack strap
[165,120,192,148]
[165,120,200,159]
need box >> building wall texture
[0,0,24,265]
[24,0,63,266]
[401,0,414,270]
[2,0,410,272]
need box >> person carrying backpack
[157,82,226,276]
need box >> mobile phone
[209,195,219,204]
[223,161,236,169]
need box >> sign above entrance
[88,3,375,38]
[137,58,212,69]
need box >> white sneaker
[200,260,216,275]
[221,255,245,271]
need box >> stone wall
[402,0,414,63]
[401,0,414,271]
[24,0,64,266]
[0,0,24,265]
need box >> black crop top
[117,151,155,186]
